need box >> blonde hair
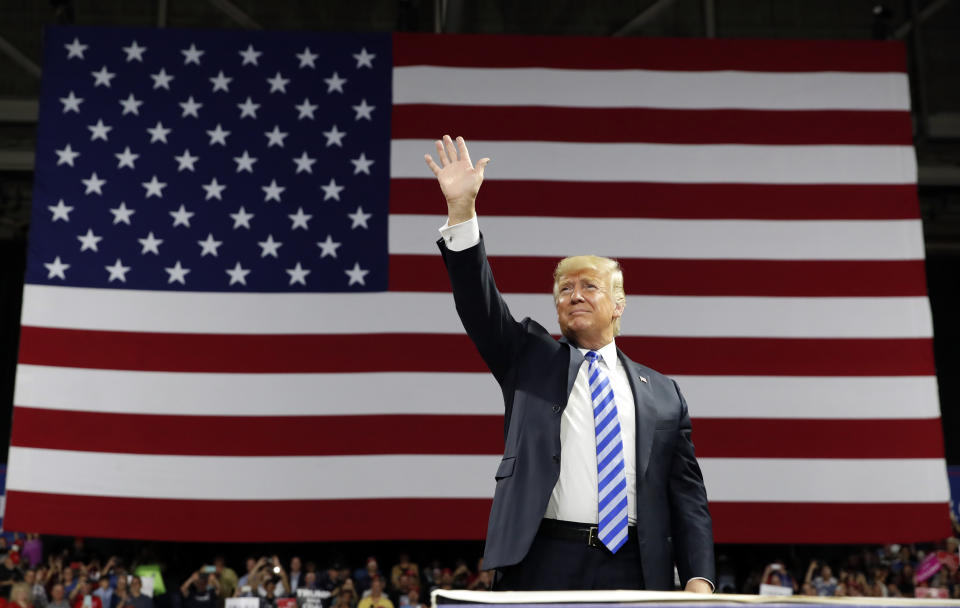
[10,582,31,606]
[552,255,625,335]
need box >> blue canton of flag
[28,26,391,292]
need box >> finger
[424,154,442,176]
[443,134,458,163]
[476,157,491,178]
[435,139,450,166]
[456,136,472,167]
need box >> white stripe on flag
[391,141,918,184]
[393,67,911,110]
[20,285,932,338]
[13,366,940,420]
[6,448,948,503]
[390,216,926,260]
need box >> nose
[570,286,585,302]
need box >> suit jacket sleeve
[437,235,525,388]
[668,379,716,586]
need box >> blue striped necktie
[585,350,629,553]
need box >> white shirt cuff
[438,215,480,252]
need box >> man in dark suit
[425,135,715,592]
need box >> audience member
[48,585,69,608]
[181,572,219,608]
[805,560,838,596]
[123,577,151,608]
[288,558,303,594]
[356,578,391,608]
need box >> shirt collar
[578,339,618,372]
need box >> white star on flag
[169,204,194,227]
[210,70,232,92]
[353,47,376,68]
[324,72,347,93]
[181,43,204,65]
[147,121,171,143]
[44,256,70,279]
[197,233,223,257]
[122,40,147,62]
[48,199,74,222]
[77,228,103,252]
[165,261,190,285]
[82,172,107,195]
[174,149,199,172]
[352,99,375,121]
[91,66,116,87]
[207,124,230,146]
[351,152,374,175]
[292,151,316,174]
[257,234,283,258]
[288,207,312,230]
[55,143,80,166]
[262,179,285,202]
[264,125,288,147]
[179,96,203,118]
[323,124,346,147]
[296,47,318,68]
[345,262,369,286]
[138,232,163,255]
[321,178,344,200]
[142,175,166,198]
[239,44,262,66]
[317,234,341,258]
[295,98,318,120]
[64,37,88,59]
[226,262,251,285]
[234,150,258,173]
[109,202,136,225]
[238,97,260,119]
[230,206,254,229]
[348,206,372,229]
[119,93,143,115]
[105,258,131,282]
[88,119,112,141]
[60,91,83,113]
[267,72,290,93]
[150,68,174,90]
[286,262,311,286]
[115,146,139,169]
[202,177,227,200]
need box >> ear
[612,300,625,319]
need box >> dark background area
[0,0,958,591]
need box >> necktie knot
[585,350,600,364]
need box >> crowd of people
[0,531,958,604]
[730,538,960,599]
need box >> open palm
[425,135,490,223]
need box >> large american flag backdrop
[5,26,949,543]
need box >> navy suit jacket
[439,236,715,590]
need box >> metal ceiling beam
[206,0,263,29]
[893,0,950,39]
[0,34,41,80]
[613,0,681,37]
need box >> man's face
[52,586,65,601]
[556,269,622,347]
[131,580,141,594]
[25,570,35,584]
[291,557,301,572]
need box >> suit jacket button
[552,454,560,464]
[552,404,561,413]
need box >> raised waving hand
[424,134,490,225]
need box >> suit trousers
[495,523,646,591]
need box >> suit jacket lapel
[620,350,656,480]
[560,337,584,401]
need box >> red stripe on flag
[11,409,941,459]
[2,491,491,542]
[710,502,952,544]
[692,418,945,459]
[392,106,913,145]
[393,33,907,73]
[389,255,930,297]
[10,409,505,456]
[18,328,935,376]
[4,491,946,543]
[389,180,921,220]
